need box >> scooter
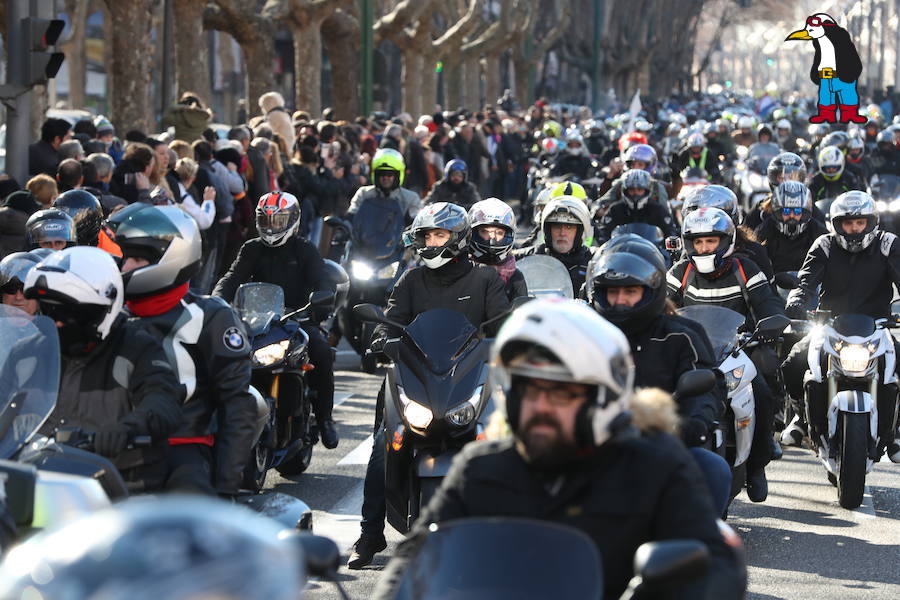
[233,283,335,490]
[353,304,500,534]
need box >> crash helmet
[808,122,830,142]
[409,201,471,269]
[681,207,736,274]
[876,129,894,147]
[622,144,658,173]
[775,118,792,140]
[564,130,586,155]
[541,137,562,155]
[756,124,773,141]
[634,119,653,133]
[686,132,706,151]
[586,245,667,337]
[818,145,845,181]
[105,203,202,298]
[541,196,592,251]
[533,187,555,222]
[0,252,43,296]
[737,115,754,130]
[766,152,807,190]
[0,496,306,600]
[24,246,124,356]
[821,131,849,152]
[52,189,103,246]
[468,198,516,264]
[681,185,739,222]
[617,131,648,152]
[771,181,813,239]
[621,169,653,211]
[542,120,563,139]
[491,298,634,448]
[830,191,879,253]
[322,259,350,312]
[24,208,77,250]
[550,181,589,205]
[371,148,405,190]
[847,136,865,159]
[715,117,732,133]
[444,158,467,182]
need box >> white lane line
[336,350,358,357]
[334,392,354,407]
[852,485,876,519]
[313,480,365,552]
[337,434,374,466]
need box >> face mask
[691,253,717,274]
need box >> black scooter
[354,304,501,533]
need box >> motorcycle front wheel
[837,412,868,509]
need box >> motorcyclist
[107,203,257,495]
[373,298,744,600]
[52,189,104,247]
[424,158,481,210]
[24,247,182,492]
[595,169,678,245]
[348,202,510,569]
[732,115,756,147]
[703,122,727,163]
[747,124,780,165]
[468,198,528,300]
[0,251,44,316]
[715,117,738,160]
[781,191,900,461]
[807,145,863,203]
[673,133,721,184]
[744,152,821,231]
[348,148,422,224]
[870,129,900,176]
[514,196,596,294]
[597,153,671,213]
[667,208,785,501]
[23,209,77,252]
[845,136,873,183]
[755,181,828,274]
[774,119,798,153]
[213,192,340,450]
[550,130,592,179]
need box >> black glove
[94,425,130,458]
[369,336,387,355]
[785,304,806,320]
[681,418,710,447]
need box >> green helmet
[371,148,405,188]
[542,120,563,139]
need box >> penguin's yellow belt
[819,68,835,79]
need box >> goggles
[806,16,835,27]
[782,207,804,216]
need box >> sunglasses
[806,16,835,27]
[782,207,804,216]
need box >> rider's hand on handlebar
[785,304,806,321]
[681,418,710,447]
[94,425,130,458]
[369,336,387,355]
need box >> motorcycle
[793,310,900,508]
[734,146,771,212]
[516,254,575,298]
[870,173,900,234]
[353,304,499,534]
[677,305,789,505]
[233,283,335,490]
[609,223,677,267]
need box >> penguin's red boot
[839,104,868,124]
[809,104,837,123]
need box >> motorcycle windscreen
[677,305,745,361]
[234,283,285,336]
[0,306,60,459]
[611,222,665,246]
[352,196,405,260]
[517,255,574,299]
[390,518,602,600]
[404,309,477,374]
[870,174,900,200]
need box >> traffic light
[21,17,65,86]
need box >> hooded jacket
[0,191,41,258]
[162,104,213,143]
[424,179,481,210]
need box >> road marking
[313,480,365,552]
[336,350,358,357]
[851,485,876,519]
[334,392,354,407]
[337,434,374,466]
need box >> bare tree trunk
[61,0,88,109]
[513,54,529,105]
[291,20,324,114]
[483,50,501,108]
[322,10,360,120]
[242,36,278,113]
[105,0,155,132]
[444,60,463,109]
[402,49,423,116]
[462,55,479,109]
[420,53,437,114]
[173,0,211,102]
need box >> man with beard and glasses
[373,299,744,600]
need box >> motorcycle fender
[807,333,825,383]
[827,390,878,441]
[415,449,459,477]
[730,385,755,467]
[234,491,312,531]
[883,329,897,384]
[248,385,270,444]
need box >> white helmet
[540,196,592,248]
[818,145,845,181]
[468,198,516,264]
[533,187,555,222]
[737,115,754,130]
[24,247,124,353]
[491,298,634,447]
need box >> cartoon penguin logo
[785,13,865,124]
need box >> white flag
[628,89,642,128]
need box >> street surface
[271,345,900,600]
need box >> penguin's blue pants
[818,78,859,105]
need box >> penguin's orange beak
[786,29,812,41]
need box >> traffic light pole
[5,0,32,184]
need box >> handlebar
[55,427,152,450]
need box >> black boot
[769,436,783,460]
[347,533,387,569]
[746,467,768,502]
[319,419,339,449]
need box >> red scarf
[126,282,189,317]
[494,255,518,283]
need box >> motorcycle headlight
[376,261,400,280]
[838,344,872,373]
[876,200,888,212]
[351,260,375,281]
[445,385,483,427]
[724,366,744,393]
[890,199,900,212]
[749,173,766,188]
[398,386,433,429]
[252,340,290,366]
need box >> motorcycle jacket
[372,258,510,341]
[514,242,596,296]
[786,230,900,319]
[734,238,775,284]
[755,216,828,274]
[375,433,743,600]
[595,201,678,245]
[348,184,422,224]
[40,316,183,492]
[424,180,481,210]
[126,293,257,495]
[807,172,864,201]
[598,178,671,217]
[871,147,900,176]
[213,235,336,309]
[846,156,874,184]
[549,154,593,180]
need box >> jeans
[690,447,732,516]
[818,78,859,106]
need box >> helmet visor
[257,211,292,234]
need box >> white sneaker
[780,415,806,447]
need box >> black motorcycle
[233,283,335,490]
[354,304,499,533]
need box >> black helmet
[681,185,739,222]
[322,258,349,312]
[821,131,849,151]
[766,152,807,191]
[106,203,202,298]
[52,189,103,246]
[409,202,471,269]
[24,208,77,250]
[585,245,667,333]
[0,496,308,600]
[771,181,813,239]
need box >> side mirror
[309,290,336,308]
[755,313,790,337]
[632,540,710,590]
[353,303,407,330]
[774,272,800,290]
[674,369,716,399]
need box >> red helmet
[618,131,648,152]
